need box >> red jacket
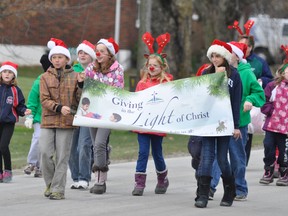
[134,72,173,136]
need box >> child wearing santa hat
[69,40,96,190]
[0,61,31,183]
[194,39,242,208]
[39,38,82,200]
[78,37,124,195]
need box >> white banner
[73,72,234,136]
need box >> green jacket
[27,75,42,123]
[73,63,84,73]
[237,62,265,127]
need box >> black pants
[0,123,15,172]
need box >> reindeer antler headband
[280,44,288,71]
[142,32,171,63]
[228,20,255,36]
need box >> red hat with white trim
[47,38,71,62]
[0,61,18,77]
[97,38,119,56]
[76,40,96,60]
[228,41,248,63]
[206,39,232,62]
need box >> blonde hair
[141,54,171,83]
[275,63,288,85]
[0,70,17,86]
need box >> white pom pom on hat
[47,38,71,62]
[0,61,18,78]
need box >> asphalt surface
[0,149,287,216]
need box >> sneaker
[276,167,288,186]
[24,164,35,175]
[49,192,65,200]
[70,181,79,189]
[3,170,12,183]
[44,184,51,197]
[209,188,215,200]
[234,194,247,201]
[259,168,274,184]
[0,173,3,183]
[78,180,89,189]
[34,168,42,178]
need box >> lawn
[11,66,265,170]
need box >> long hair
[93,49,116,74]
[206,59,232,77]
[141,54,171,83]
[275,63,288,85]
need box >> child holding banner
[81,37,124,194]
[132,32,173,196]
[194,39,242,208]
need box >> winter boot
[259,165,274,184]
[194,176,212,208]
[155,169,169,194]
[276,167,288,186]
[220,175,236,207]
[132,172,147,196]
[90,171,107,194]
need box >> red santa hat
[47,38,71,62]
[228,41,248,63]
[206,39,232,62]
[97,38,119,56]
[0,61,18,78]
[76,40,96,60]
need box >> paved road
[0,149,287,216]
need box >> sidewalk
[0,149,287,216]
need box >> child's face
[147,58,162,77]
[78,50,93,65]
[82,104,89,111]
[211,53,225,67]
[95,44,110,64]
[51,54,69,69]
[1,70,15,83]
[282,66,288,80]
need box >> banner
[73,72,234,136]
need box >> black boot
[220,175,236,207]
[194,176,212,208]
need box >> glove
[24,115,34,129]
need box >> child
[39,38,81,200]
[0,61,31,183]
[132,32,173,196]
[259,61,288,186]
[194,39,242,208]
[80,37,124,194]
[23,53,52,178]
[69,40,95,190]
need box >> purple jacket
[261,81,276,131]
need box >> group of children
[0,25,287,208]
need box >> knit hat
[97,38,119,56]
[47,38,71,62]
[206,39,232,62]
[228,41,248,63]
[40,54,52,72]
[0,61,18,78]
[76,40,96,60]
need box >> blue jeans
[263,131,287,167]
[197,136,232,177]
[229,126,248,196]
[136,134,166,173]
[210,157,221,192]
[69,127,92,182]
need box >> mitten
[24,115,34,129]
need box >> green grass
[11,66,265,170]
